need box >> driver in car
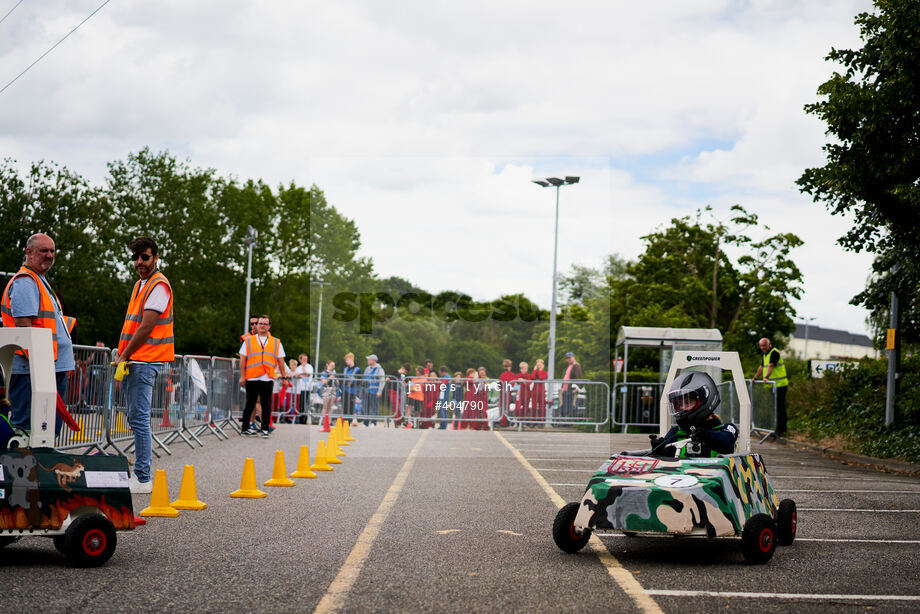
[650,371,738,457]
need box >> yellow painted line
[314,430,430,614]
[494,431,663,614]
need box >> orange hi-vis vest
[1,266,76,360]
[243,335,281,379]
[118,270,174,362]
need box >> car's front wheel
[742,513,777,564]
[553,502,591,553]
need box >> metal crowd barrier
[302,373,404,426]
[385,377,610,431]
[56,344,110,453]
[612,378,777,435]
[211,357,240,433]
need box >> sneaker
[268,425,276,433]
[261,430,270,438]
[250,422,259,431]
[129,475,153,494]
[241,428,257,436]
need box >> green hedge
[788,356,920,463]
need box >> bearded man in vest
[238,314,288,437]
[753,337,788,436]
[1,233,76,438]
[113,237,174,494]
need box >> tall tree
[797,0,920,343]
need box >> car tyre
[553,502,591,553]
[777,499,797,546]
[63,514,116,567]
[741,513,777,564]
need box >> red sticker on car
[608,458,659,476]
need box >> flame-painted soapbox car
[553,351,796,564]
[0,328,137,567]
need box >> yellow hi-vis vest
[1,266,76,360]
[763,349,788,387]
[118,271,175,362]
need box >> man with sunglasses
[238,315,288,437]
[113,237,174,494]
[1,233,76,438]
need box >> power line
[0,0,26,29]
[0,0,114,97]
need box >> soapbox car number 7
[654,475,697,488]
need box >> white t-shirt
[294,363,314,393]
[239,335,285,382]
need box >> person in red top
[498,359,516,424]
[516,362,532,422]
[462,368,477,429]
[531,358,548,421]
[420,373,439,429]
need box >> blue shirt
[342,365,361,393]
[8,275,75,374]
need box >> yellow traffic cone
[336,416,344,431]
[330,426,346,457]
[344,420,356,442]
[337,421,351,446]
[326,436,343,464]
[290,445,317,478]
[265,450,296,487]
[139,469,180,517]
[171,465,207,510]
[230,457,268,498]
[310,440,333,471]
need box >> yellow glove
[112,361,130,382]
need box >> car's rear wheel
[777,499,797,546]
[63,514,116,567]
[742,514,777,564]
[553,502,591,553]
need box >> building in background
[789,323,877,360]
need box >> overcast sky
[0,0,877,336]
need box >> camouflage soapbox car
[553,351,796,564]
[0,328,138,567]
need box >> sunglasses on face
[131,253,153,262]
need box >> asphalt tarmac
[3,424,919,613]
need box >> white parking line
[645,589,920,602]
[796,538,920,544]
[773,475,919,482]
[778,489,920,493]
[800,508,920,513]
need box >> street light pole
[532,176,579,382]
[802,317,816,359]
[312,280,328,377]
[243,226,258,334]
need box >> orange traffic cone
[320,413,331,432]
[171,465,207,510]
[140,469,180,517]
[344,420,356,442]
[310,440,333,471]
[231,458,268,498]
[265,450,295,487]
[290,445,317,478]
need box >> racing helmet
[668,371,720,429]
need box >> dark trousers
[775,386,788,435]
[561,389,576,417]
[243,380,273,430]
[342,390,356,416]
